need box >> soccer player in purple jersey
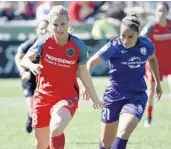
[15,19,49,133]
[83,13,162,149]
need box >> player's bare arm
[20,51,43,75]
[78,64,102,109]
[148,54,160,84]
[80,54,102,102]
[15,48,26,75]
[87,54,102,71]
[148,54,162,100]
[15,49,31,81]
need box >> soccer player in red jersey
[141,2,171,127]
[20,5,102,149]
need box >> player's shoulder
[71,34,85,44]
[147,21,155,27]
[36,32,52,45]
[70,34,86,49]
[18,36,38,52]
[138,36,154,51]
[143,21,155,31]
[139,36,153,44]
[140,21,156,37]
[21,36,37,46]
[109,36,121,49]
[28,36,38,43]
[110,36,120,44]
[31,32,52,50]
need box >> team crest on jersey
[140,47,147,55]
[137,104,143,114]
[67,100,73,107]
[66,48,74,57]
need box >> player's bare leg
[34,127,49,149]
[49,102,72,149]
[100,121,118,149]
[144,82,155,127]
[26,96,33,133]
[110,113,139,149]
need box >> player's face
[156,3,168,19]
[36,21,48,36]
[120,24,138,49]
[50,15,69,38]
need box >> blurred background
[1,1,171,149]
[1,1,171,78]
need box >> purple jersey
[96,36,155,105]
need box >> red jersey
[141,20,171,67]
[30,34,87,98]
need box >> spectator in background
[36,1,61,20]
[107,1,126,21]
[91,13,121,39]
[0,1,15,21]
[15,1,37,20]
[68,1,95,22]
[36,1,53,20]
[126,7,147,29]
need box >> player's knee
[117,129,130,139]
[50,107,72,136]
[50,121,64,136]
[50,128,63,137]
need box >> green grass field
[0,77,171,149]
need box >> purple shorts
[101,92,147,123]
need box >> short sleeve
[96,41,116,61]
[147,39,155,56]
[29,37,45,56]
[18,36,37,54]
[71,36,88,65]
[78,41,88,65]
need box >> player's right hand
[21,71,31,82]
[29,64,43,75]
[80,87,90,100]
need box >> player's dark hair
[157,2,169,12]
[121,12,140,32]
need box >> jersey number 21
[102,107,110,120]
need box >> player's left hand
[92,99,103,109]
[155,83,162,101]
